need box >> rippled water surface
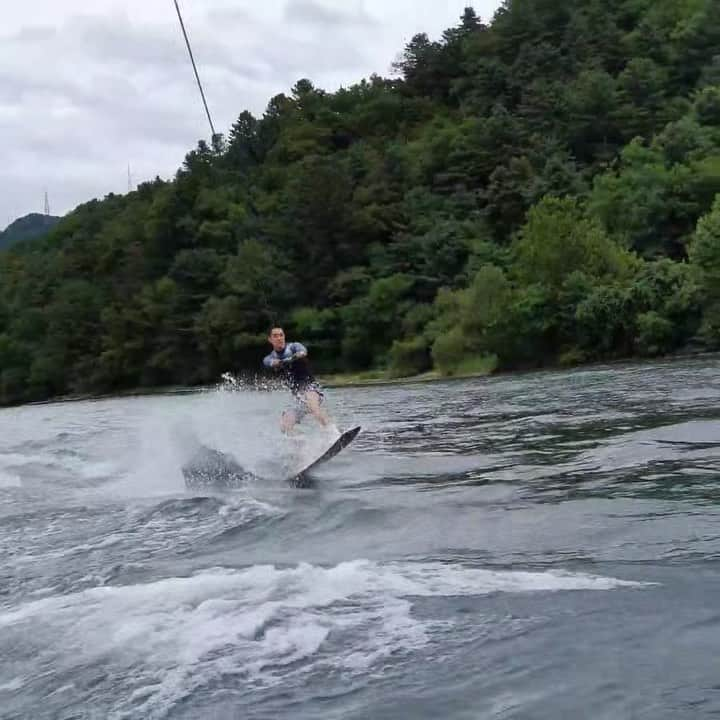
[3,358,720,719]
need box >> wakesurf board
[288,425,361,488]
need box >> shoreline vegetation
[19,348,717,410]
[321,347,719,388]
[320,354,499,387]
[2,1,720,408]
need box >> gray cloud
[1,0,500,227]
[69,13,260,81]
[252,31,373,80]
[284,0,378,27]
[205,7,252,26]
[9,24,58,43]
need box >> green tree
[513,196,633,289]
[340,274,415,368]
[688,196,720,344]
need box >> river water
[2,358,720,719]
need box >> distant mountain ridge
[0,213,61,250]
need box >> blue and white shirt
[263,342,315,394]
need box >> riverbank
[319,348,719,389]
[5,347,715,410]
[319,369,437,388]
[320,369,466,388]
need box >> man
[263,326,335,434]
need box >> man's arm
[263,353,280,369]
[289,342,308,359]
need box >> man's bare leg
[281,409,297,433]
[304,390,331,427]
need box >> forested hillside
[2,0,720,405]
[0,214,61,251]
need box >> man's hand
[273,352,306,367]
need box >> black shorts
[285,383,324,421]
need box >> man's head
[268,326,286,352]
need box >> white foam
[78,459,120,480]
[0,677,24,692]
[101,386,289,497]
[0,471,21,488]
[0,560,650,716]
[1,381,347,500]
[0,451,53,471]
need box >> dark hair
[268,326,284,336]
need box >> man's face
[269,327,286,351]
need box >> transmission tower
[44,190,50,216]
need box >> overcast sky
[1,0,501,229]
